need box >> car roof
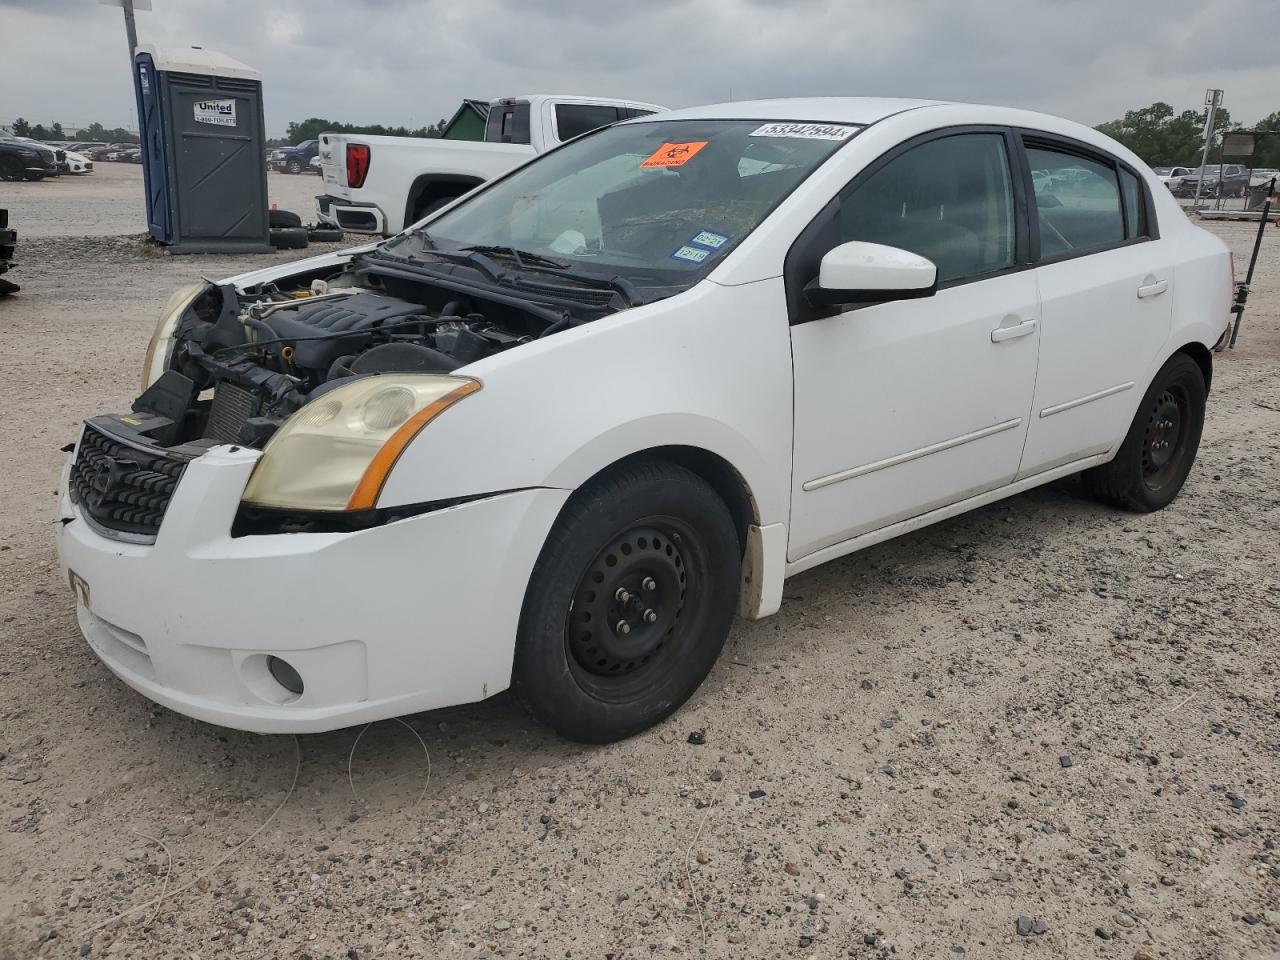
[636,97,945,125]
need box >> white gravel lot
[0,168,1276,960]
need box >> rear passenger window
[1026,146,1123,256]
[1119,168,1146,238]
[837,133,1015,284]
[555,104,621,141]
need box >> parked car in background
[56,98,1230,742]
[308,155,322,175]
[65,141,107,154]
[1173,164,1249,198]
[61,149,93,174]
[0,137,59,180]
[1249,167,1279,188]
[1151,165,1192,189]
[89,143,139,161]
[316,94,665,236]
[269,139,319,174]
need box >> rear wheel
[514,462,741,743]
[1082,353,1206,512]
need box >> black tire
[0,158,23,181]
[1082,353,1206,512]
[286,159,303,174]
[269,208,302,229]
[514,461,741,743]
[268,226,309,250]
[307,227,345,243]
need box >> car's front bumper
[315,194,385,234]
[54,443,568,734]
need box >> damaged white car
[56,98,1231,742]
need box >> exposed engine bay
[129,262,590,452]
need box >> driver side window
[837,133,1015,284]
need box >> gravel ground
[2,163,325,238]
[0,174,1277,960]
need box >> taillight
[346,144,370,189]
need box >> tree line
[1094,102,1280,169]
[278,116,450,146]
[7,116,451,146]
[16,104,1280,168]
[9,118,139,143]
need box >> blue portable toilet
[133,45,271,253]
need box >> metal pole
[1229,175,1275,348]
[1194,98,1217,210]
[122,0,138,58]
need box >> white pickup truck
[314,94,665,237]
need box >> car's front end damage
[52,248,630,731]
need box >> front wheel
[1082,353,1206,512]
[286,159,302,174]
[514,461,741,743]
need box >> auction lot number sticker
[749,122,858,141]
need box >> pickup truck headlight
[141,281,208,391]
[242,374,480,512]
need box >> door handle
[1137,279,1169,299]
[991,317,1037,343]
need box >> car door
[1017,135,1171,477]
[787,129,1041,561]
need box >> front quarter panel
[377,280,795,528]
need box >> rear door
[1017,134,1171,476]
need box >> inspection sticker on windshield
[749,122,857,141]
[671,244,712,264]
[689,230,729,250]
[642,141,708,168]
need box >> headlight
[141,281,208,391]
[241,374,481,512]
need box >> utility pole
[98,0,150,63]
[122,0,138,57]
[1195,88,1223,209]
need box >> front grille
[69,424,189,540]
[205,381,257,444]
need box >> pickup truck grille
[69,423,190,540]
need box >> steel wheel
[1082,352,1206,513]
[565,521,693,703]
[514,461,741,743]
[1141,386,1189,493]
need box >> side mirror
[806,241,938,307]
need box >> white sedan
[55,98,1232,742]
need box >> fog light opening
[268,656,304,697]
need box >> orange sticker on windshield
[641,141,708,168]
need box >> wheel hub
[1142,390,1183,476]
[569,525,687,676]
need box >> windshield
[393,118,860,283]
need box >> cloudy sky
[2,0,1277,137]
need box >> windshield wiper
[461,244,572,270]
[462,245,648,306]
